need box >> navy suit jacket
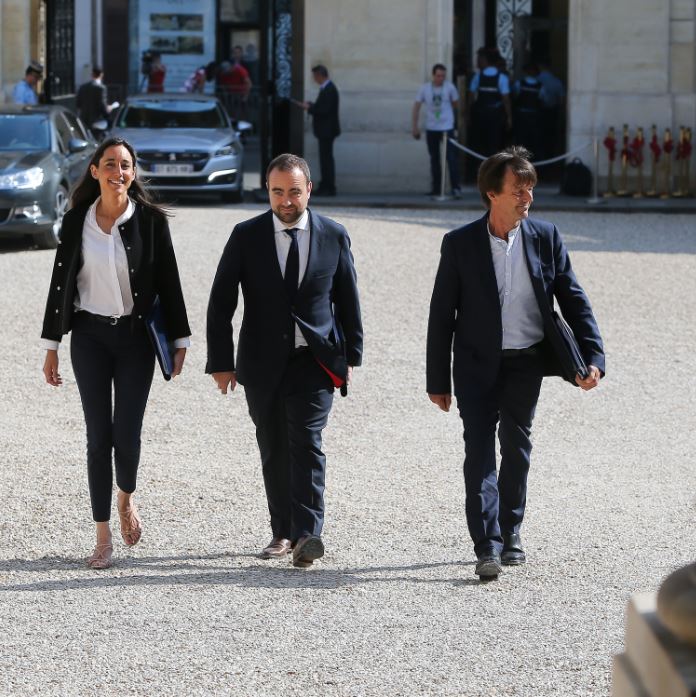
[426,213,605,396]
[76,80,109,127]
[308,81,340,140]
[206,209,362,392]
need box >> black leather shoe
[501,533,526,565]
[292,535,324,568]
[475,551,502,579]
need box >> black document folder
[548,310,588,384]
[146,297,174,381]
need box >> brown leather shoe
[292,535,324,568]
[260,537,292,559]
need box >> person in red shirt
[147,52,166,93]
[217,48,251,119]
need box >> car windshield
[0,114,51,150]
[117,100,228,129]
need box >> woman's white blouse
[76,197,136,318]
[40,198,190,352]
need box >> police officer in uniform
[468,48,512,157]
[512,63,543,157]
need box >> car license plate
[152,164,193,174]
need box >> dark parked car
[110,93,246,202]
[0,104,95,248]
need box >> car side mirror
[68,138,89,153]
[234,120,253,136]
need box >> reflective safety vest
[516,78,541,112]
[477,71,503,108]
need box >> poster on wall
[137,0,216,93]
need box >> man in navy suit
[206,153,362,568]
[300,65,341,196]
[426,146,604,579]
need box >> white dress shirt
[488,223,544,350]
[273,210,310,348]
[41,198,190,351]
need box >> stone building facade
[1,0,694,194]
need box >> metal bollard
[587,137,603,204]
[434,131,449,201]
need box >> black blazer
[76,80,108,127]
[41,202,190,342]
[308,81,341,140]
[426,213,605,395]
[206,209,362,392]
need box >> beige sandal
[118,505,142,547]
[87,543,113,570]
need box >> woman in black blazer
[41,137,190,569]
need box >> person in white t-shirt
[412,64,462,197]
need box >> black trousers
[456,353,544,557]
[473,105,506,157]
[426,129,460,193]
[70,313,155,522]
[317,136,336,193]
[244,349,334,542]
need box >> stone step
[620,592,696,697]
[613,653,651,697]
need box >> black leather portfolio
[549,310,588,384]
[145,297,174,381]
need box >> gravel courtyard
[1,203,694,696]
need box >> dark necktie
[284,227,299,303]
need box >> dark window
[54,114,73,153]
[62,110,89,140]
[0,115,51,150]
[45,0,75,100]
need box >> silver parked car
[0,104,94,248]
[110,94,246,202]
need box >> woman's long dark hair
[70,137,170,217]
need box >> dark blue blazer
[206,209,362,392]
[308,81,340,140]
[426,213,605,395]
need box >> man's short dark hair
[92,66,104,78]
[432,63,447,75]
[26,61,43,77]
[266,153,311,186]
[311,64,329,79]
[477,146,537,208]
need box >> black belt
[501,344,541,358]
[79,311,130,326]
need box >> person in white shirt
[412,63,462,197]
[41,137,191,570]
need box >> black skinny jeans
[70,312,155,522]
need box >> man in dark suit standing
[206,153,362,568]
[301,65,341,196]
[426,146,604,580]
[76,67,117,138]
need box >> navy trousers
[70,313,155,522]
[426,129,460,194]
[456,353,544,557]
[244,349,334,542]
[317,136,337,193]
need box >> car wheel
[34,184,69,249]
[221,189,243,204]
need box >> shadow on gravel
[0,238,37,254]
[0,558,484,591]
